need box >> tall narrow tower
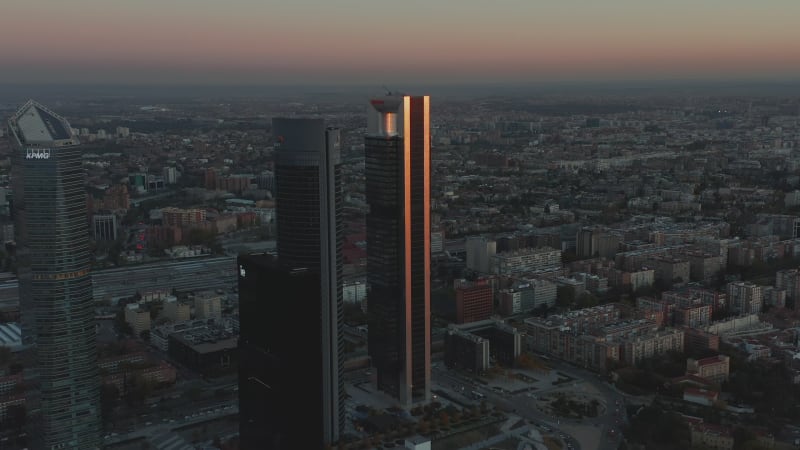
[8,100,100,448]
[238,118,343,448]
[365,95,431,406]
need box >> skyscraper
[365,95,431,406]
[8,100,101,448]
[238,118,343,448]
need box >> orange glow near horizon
[0,1,798,83]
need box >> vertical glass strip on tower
[8,100,101,449]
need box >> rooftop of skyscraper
[8,99,77,145]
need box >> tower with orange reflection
[366,95,431,407]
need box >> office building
[169,323,237,377]
[92,213,118,241]
[726,281,763,315]
[687,355,730,383]
[776,268,800,309]
[431,230,445,254]
[444,327,490,372]
[193,291,222,319]
[238,255,329,449]
[8,100,101,448]
[161,207,206,227]
[466,236,496,274]
[238,117,344,448]
[455,283,493,324]
[492,247,561,275]
[163,296,191,322]
[366,94,431,406]
[125,303,151,335]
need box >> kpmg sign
[26,148,51,160]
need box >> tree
[588,399,600,417]
[101,383,120,417]
[186,386,203,401]
[126,375,154,407]
[0,347,12,367]
[114,310,133,335]
[439,411,450,428]
[4,404,25,431]
[9,363,23,375]
[625,406,690,447]
[556,286,575,308]
[576,292,599,308]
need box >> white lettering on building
[25,148,51,160]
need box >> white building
[466,236,496,274]
[92,214,118,241]
[431,231,445,254]
[163,296,191,322]
[194,292,222,319]
[116,126,130,138]
[125,303,151,335]
[162,166,178,184]
[344,281,367,305]
[492,247,561,275]
[726,281,763,315]
[404,435,431,450]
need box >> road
[104,399,238,447]
[106,376,238,435]
[432,361,629,450]
[431,367,580,449]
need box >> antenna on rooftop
[382,85,392,96]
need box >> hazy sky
[1,0,798,85]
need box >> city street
[431,361,630,450]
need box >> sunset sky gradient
[1,0,798,85]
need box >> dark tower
[238,118,343,448]
[365,95,431,406]
[8,100,101,448]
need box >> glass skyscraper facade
[238,118,343,448]
[365,95,431,406]
[8,100,101,449]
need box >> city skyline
[1,0,799,85]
